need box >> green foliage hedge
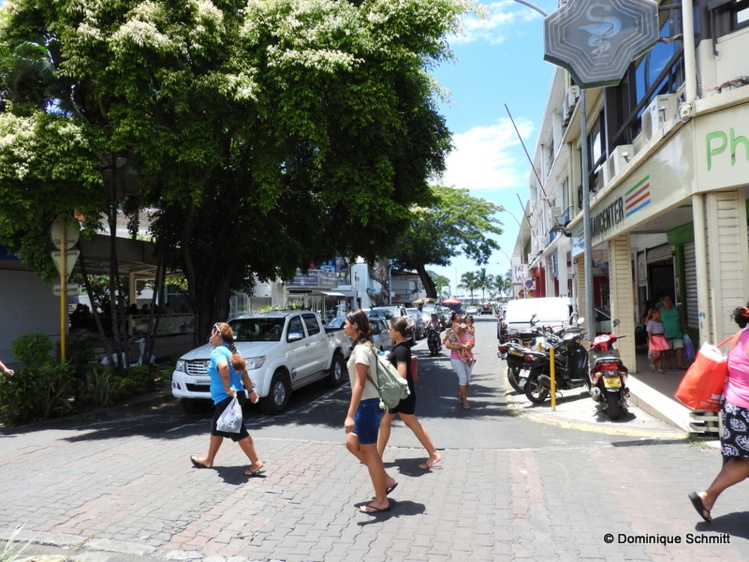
[0,332,159,426]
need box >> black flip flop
[245,467,266,477]
[386,482,398,495]
[689,492,712,523]
[190,456,209,469]
[360,504,391,514]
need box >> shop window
[606,9,683,148]
[738,0,749,26]
[712,0,749,33]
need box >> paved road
[1,317,747,561]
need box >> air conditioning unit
[549,206,562,226]
[603,144,633,184]
[641,94,678,141]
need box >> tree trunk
[78,245,113,365]
[416,264,437,299]
[369,258,390,306]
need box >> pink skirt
[649,334,669,351]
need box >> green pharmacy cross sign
[543,0,659,88]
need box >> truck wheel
[260,371,291,415]
[326,352,346,387]
[180,399,209,415]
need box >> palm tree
[458,271,480,301]
[475,268,494,302]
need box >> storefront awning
[320,291,346,297]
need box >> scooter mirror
[577,317,585,325]
[613,318,620,328]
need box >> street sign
[513,264,528,285]
[53,283,80,296]
[543,0,659,88]
[524,279,536,290]
[51,250,80,281]
[50,216,80,250]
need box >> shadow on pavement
[355,499,426,525]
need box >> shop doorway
[648,260,675,304]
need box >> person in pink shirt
[443,312,474,410]
[690,305,749,522]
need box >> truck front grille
[186,360,210,376]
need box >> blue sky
[428,0,559,296]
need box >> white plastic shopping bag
[216,396,243,433]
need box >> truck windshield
[229,318,285,342]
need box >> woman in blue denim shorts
[343,309,397,514]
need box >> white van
[503,297,576,333]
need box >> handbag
[216,396,243,433]
[410,354,419,381]
[368,348,410,410]
[683,333,695,360]
[674,335,733,411]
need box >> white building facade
[517,0,749,371]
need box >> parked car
[480,303,493,315]
[368,305,407,320]
[465,305,480,316]
[405,308,426,339]
[171,311,350,415]
[325,315,347,329]
[368,316,394,351]
[436,305,453,326]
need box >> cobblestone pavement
[2,319,748,561]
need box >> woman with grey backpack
[343,309,398,514]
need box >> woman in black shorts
[377,317,442,470]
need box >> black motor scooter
[427,324,442,356]
[499,339,547,392]
[524,321,589,404]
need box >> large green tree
[390,184,503,298]
[0,0,470,342]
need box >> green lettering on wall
[731,128,749,166]
[706,131,727,171]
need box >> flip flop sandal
[190,456,210,469]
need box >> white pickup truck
[171,311,351,414]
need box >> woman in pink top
[690,305,749,523]
[443,312,474,410]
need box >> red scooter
[588,329,629,420]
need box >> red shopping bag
[674,336,733,411]
[410,354,419,381]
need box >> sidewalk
[627,346,713,436]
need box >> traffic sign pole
[60,224,66,361]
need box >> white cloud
[441,117,534,192]
[451,1,543,45]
